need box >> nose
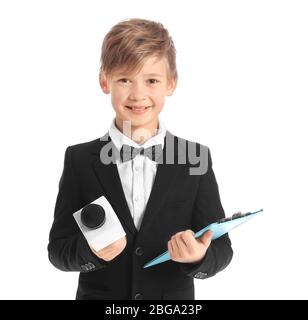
[128,82,147,101]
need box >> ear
[99,72,110,94]
[166,77,177,96]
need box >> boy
[48,18,233,300]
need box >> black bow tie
[120,144,163,162]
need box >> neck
[115,118,159,144]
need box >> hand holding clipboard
[143,209,263,268]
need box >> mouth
[125,105,152,114]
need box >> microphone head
[80,203,106,229]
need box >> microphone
[81,204,106,229]
[73,195,126,251]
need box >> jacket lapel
[91,134,138,236]
[137,131,186,235]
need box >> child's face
[100,56,177,132]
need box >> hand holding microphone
[90,236,127,261]
[80,203,127,261]
[73,196,127,261]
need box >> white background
[0,0,307,300]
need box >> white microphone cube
[73,195,126,251]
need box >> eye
[148,79,159,84]
[118,78,130,84]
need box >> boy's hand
[168,230,212,264]
[91,236,127,261]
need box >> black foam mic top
[80,203,106,229]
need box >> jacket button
[134,293,143,300]
[81,265,88,272]
[88,262,95,270]
[135,247,143,256]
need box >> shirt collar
[109,117,167,152]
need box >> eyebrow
[143,73,164,77]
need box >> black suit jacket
[48,131,233,300]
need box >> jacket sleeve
[47,146,109,272]
[180,147,233,279]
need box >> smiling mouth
[125,105,152,115]
[125,106,152,110]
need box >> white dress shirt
[108,118,167,231]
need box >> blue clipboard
[143,209,263,268]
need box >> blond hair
[100,18,177,82]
